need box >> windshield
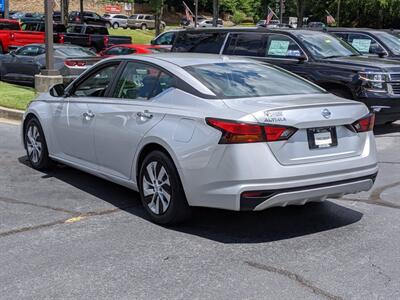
[296,32,360,59]
[185,62,324,99]
[374,32,400,55]
[56,47,96,57]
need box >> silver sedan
[22,54,378,224]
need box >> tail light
[352,113,375,132]
[104,35,109,48]
[58,34,65,44]
[10,32,15,40]
[206,118,297,144]
[65,60,86,67]
[76,17,81,22]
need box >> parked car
[0,44,101,86]
[127,14,166,30]
[69,11,110,27]
[21,20,66,34]
[197,19,223,28]
[172,28,400,124]
[307,22,326,29]
[328,28,400,60]
[257,19,282,28]
[150,30,182,50]
[100,44,169,57]
[61,24,132,52]
[103,14,129,29]
[23,53,378,224]
[0,19,45,53]
[10,12,43,22]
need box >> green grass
[0,82,36,111]
[109,26,180,44]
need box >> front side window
[347,33,385,54]
[73,64,119,97]
[265,34,304,58]
[295,32,360,59]
[113,62,175,100]
[185,62,324,99]
[15,46,44,56]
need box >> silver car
[103,14,129,29]
[22,54,378,224]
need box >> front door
[88,61,174,180]
[51,63,120,169]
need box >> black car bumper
[358,96,400,124]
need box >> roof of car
[327,27,384,33]
[108,53,253,67]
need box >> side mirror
[49,83,65,97]
[377,50,387,58]
[9,51,16,57]
[295,54,307,62]
[150,39,155,45]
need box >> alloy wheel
[142,161,171,215]
[26,124,42,164]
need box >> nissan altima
[22,54,378,224]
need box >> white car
[22,54,378,224]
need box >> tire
[24,117,53,170]
[106,22,111,29]
[0,43,3,54]
[139,150,191,225]
[113,22,119,29]
[141,23,147,30]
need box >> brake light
[10,32,15,40]
[352,113,375,132]
[104,35,109,47]
[64,60,86,67]
[76,17,81,22]
[58,34,65,44]
[206,118,297,144]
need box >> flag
[326,11,336,25]
[183,1,193,22]
[265,7,274,25]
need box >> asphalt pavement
[0,120,399,300]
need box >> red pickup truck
[0,19,45,53]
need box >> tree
[149,0,164,36]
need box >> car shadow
[374,121,400,135]
[19,156,363,244]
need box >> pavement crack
[244,261,343,300]
[0,208,124,238]
[0,196,79,214]
[339,197,400,209]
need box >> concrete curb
[0,106,24,121]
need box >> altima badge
[321,109,331,119]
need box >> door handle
[137,110,153,119]
[83,110,95,121]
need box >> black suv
[172,28,400,124]
[69,11,110,27]
[328,28,400,60]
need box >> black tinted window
[173,32,227,53]
[0,22,20,30]
[225,33,264,56]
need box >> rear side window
[173,32,227,53]
[112,62,175,100]
[0,22,20,30]
[224,33,264,56]
[67,26,82,33]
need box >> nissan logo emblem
[322,109,331,119]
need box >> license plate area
[307,127,338,149]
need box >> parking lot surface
[1,120,400,299]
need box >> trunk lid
[222,93,370,165]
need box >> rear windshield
[56,47,96,57]
[0,22,20,30]
[185,62,324,99]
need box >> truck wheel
[113,22,119,29]
[106,22,111,29]
[141,23,147,30]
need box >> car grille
[391,83,400,94]
[389,73,400,82]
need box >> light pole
[194,0,198,28]
[280,0,283,24]
[336,0,341,27]
[4,0,9,18]
[42,0,58,76]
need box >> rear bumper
[240,173,377,211]
[360,96,400,124]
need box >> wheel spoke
[159,192,170,211]
[157,166,167,182]
[146,162,157,182]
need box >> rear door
[88,61,172,179]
